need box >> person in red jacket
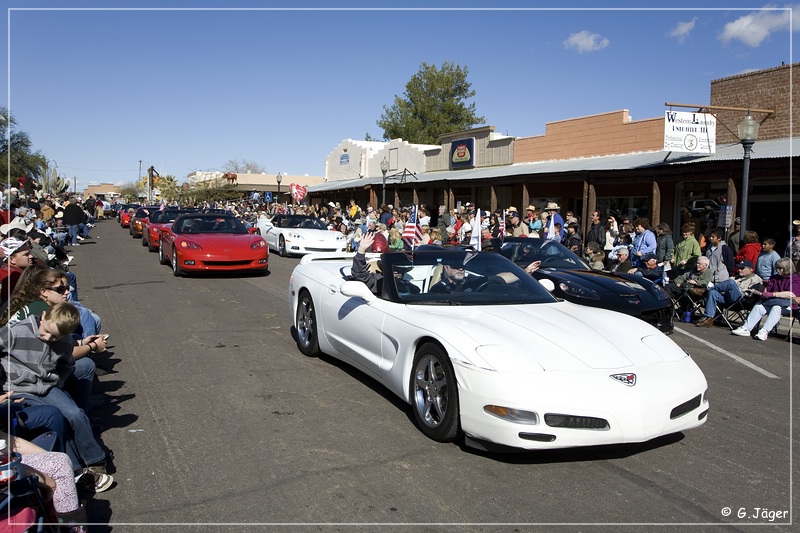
[735,231,761,273]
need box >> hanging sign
[664,111,716,153]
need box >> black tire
[411,343,460,443]
[171,248,182,277]
[295,291,320,357]
[158,242,168,265]
[148,238,157,252]
[278,235,287,257]
[141,234,148,246]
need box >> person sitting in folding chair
[664,255,713,299]
[732,258,800,341]
[695,259,762,328]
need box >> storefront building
[307,62,798,249]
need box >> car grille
[670,394,702,419]
[204,260,253,266]
[544,413,610,430]
[305,247,342,252]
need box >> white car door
[319,278,391,380]
[259,217,278,250]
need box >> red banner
[290,183,307,202]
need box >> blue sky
[2,1,796,191]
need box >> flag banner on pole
[402,204,423,248]
[499,210,506,240]
[546,211,556,240]
[469,208,482,250]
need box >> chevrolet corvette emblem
[610,373,636,386]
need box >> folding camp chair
[716,292,760,330]
[673,287,706,322]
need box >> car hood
[412,301,684,373]
[536,268,648,295]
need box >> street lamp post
[737,112,759,244]
[380,157,389,206]
[276,172,283,205]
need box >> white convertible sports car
[256,214,347,257]
[288,249,709,451]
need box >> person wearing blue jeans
[1,302,114,492]
[696,260,762,327]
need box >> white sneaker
[76,236,85,241]
[731,326,750,336]
[755,329,768,341]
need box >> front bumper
[454,357,707,451]
[175,250,268,272]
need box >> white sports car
[256,214,347,257]
[288,249,709,451]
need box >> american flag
[499,210,506,239]
[402,205,423,248]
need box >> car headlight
[484,405,539,425]
[335,234,346,241]
[251,240,267,249]
[287,232,303,240]
[558,280,601,300]
[179,240,202,250]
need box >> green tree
[182,177,240,205]
[376,62,485,144]
[117,181,143,202]
[0,107,47,192]
[155,174,181,203]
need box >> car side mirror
[340,280,377,304]
[248,227,259,234]
[538,278,556,292]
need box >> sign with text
[450,137,475,169]
[664,111,716,154]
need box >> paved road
[70,219,797,531]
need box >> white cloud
[669,17,697,44]
[563,30,609,53]
[720,6,795,47]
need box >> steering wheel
[475,278,505,292]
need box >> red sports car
[159,213,268,277]
[143,209,198,251]
[119,206,139,228]
[129,206,161,238]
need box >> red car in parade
[159,213,268,277]
[118,204,140,228]
[129,206,161,238]
[142,209,198,251]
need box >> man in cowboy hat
[0,216,33,237]
[543,201,565,241]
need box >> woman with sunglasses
[2,266,105,358]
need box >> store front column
[651,180,661,226]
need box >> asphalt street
[68,218,798,532]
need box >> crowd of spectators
[1,187,112,531]
[270,195,797,342]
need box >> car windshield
[173,215,248,235]
[380,250,557,305]
[276,215,328,230]
[134,207,159,219]
[151,210,196,224]
[495,239,590,271]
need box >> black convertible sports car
[491,237,674,333]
